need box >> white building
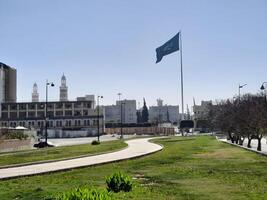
[32,83,39,102]
[149,99,179,124]
[105,99,137,124]
[59,74,68,101]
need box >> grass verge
[0,136,266,200]
[0,140,127,167]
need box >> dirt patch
[194,149,237,159]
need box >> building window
[65,111,72,116]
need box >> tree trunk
[247,138,252,148]
[228,132,234,143]
[235,135,239,144]
[257,134,262,151]
[238,137,244,146]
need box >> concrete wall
[0,138,34,152]
[46,127,103,138]
[105,127,175,135]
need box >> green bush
[5,132,28,140]
[91,140,100,145]
[55,188,113,200]
[106,171,133,193]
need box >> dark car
[33,142,53,148]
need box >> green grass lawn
[0,140,127,167]
[0,136,267,200]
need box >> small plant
[91,140,100,145]
[56,187,113,200]
[106,171,133,193]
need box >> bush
[55,188,113,200]
[106,171,133,193]
[91,140,100,145]
[5,132,28,140]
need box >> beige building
[59,74,68,101]
[149,99,180,124]
[105,99,137,124]
[192,100,212,120]
[0,99,104,136]
[32,83,39,102]
[0,62,17,103]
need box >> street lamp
[97,95,103,142]
[238,83,247,100]
[45,80,54,146]
[260,82,267,101]
[117,93,124,139]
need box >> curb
[216,137,267,157]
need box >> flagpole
[179,31,184,119]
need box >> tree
[166,108,170,123]
[141,98,149,123]
[208,93,267,151]
[136,110,142,124]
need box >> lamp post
[45,80,54,146]
[117,93,123,139]
[260,82,267,101]
[97,95,103,142]
[238,83,247,101]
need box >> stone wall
[0,138,34,152]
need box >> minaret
[60,74,68,101]
[32,82,39,102]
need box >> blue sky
[0,0,267,109]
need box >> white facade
[59,74,68,101]
[105,99,137,124]
[149,99,179,123]
[32,83,39,102]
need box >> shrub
[106,171,133,193]
[5,132,28,140]
[91,140,100,145]
[55,187,113,200]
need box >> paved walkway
[48,134,138,147]
[218,138,267,155]
[0,137,163,180]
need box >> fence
[0,138,34,152]
[105,126,175,136]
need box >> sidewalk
[0,137,163,180]
[218,138,267,156]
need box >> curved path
[0,137,163,180]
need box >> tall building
[0,62,17,103]
[192,100,212,120]
[59,74,68,101]
[105,99,137,124]
[149,99,179,124]
[32,82,39,102]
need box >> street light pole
[117,93,123,139]
[97,95,103,142]
[260,82,267,101]
[238,83,247,101]
[45,80,54,146]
